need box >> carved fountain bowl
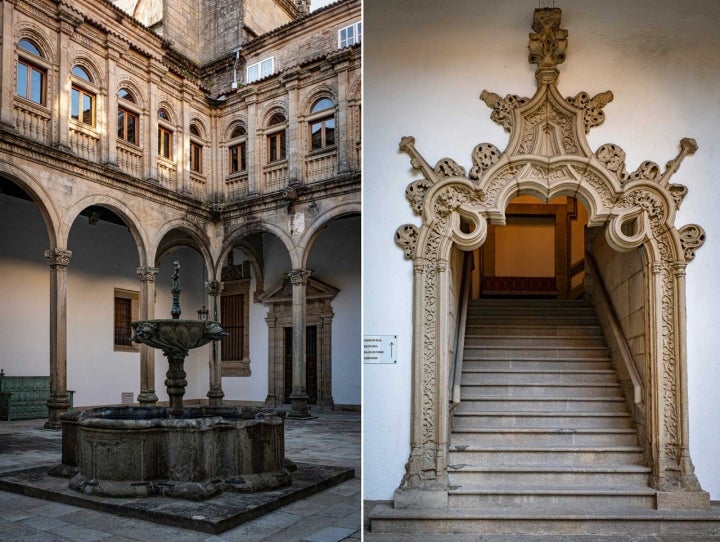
[57,406,291,500]
[130,319,227,353]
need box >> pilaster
[0,0,16,129]
[334,59,350,173]
[287,268,311,418]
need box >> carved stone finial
[399,136,439,184]
[480,91,528,133]
[395,224,419,260]
[567,91,614,133]
[528,8,568,70]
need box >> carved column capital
[436,259,448,272]
[136,266,159,282]
[673,262,687,278]
[206,280,224,297]
[44,248,72,268]
[651,262,666,276]
[287,269,311,285]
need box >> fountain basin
[55,406,292,500]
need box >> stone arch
[189,116,209,140]
[299,201,361,268]
[392,9,707,508]
[62,195,149,267]
[116,78,147,110]
[220,221,296,276]
[301,85,337,115]
[151,220,214,278]
[14,25,56,60]
[0,160,60,248]
[223,118,248,142]
[69,55,104,87]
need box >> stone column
[0,0,16,129]
[264,314,278,406]
[283,71,300,184]
[136,266,158,404]
[44,248,72,429]
[287,269,311,418]
[206,280,225,406]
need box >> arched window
[266,113,286,163]
[228,124,247,174]
[190,124,203,173]
[16,39,46,106]
[70,65,96,126]
[309,98,336,151]
[117,88,139,145]
[157,108,173,159]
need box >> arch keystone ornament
[393,7,709,511]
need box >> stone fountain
[52,262,293,500]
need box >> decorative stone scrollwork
[406,179,433,215]
[470,143,501,180]
[287,269,311,285]
[480,91,529,133]
[528,8,568,68]
[136,266,159,282]
[566,90,614,132]
[434,158,466,178]
[44,248,72,267]
[595,143,629,182]
[624,189,664,220]
[629,160,661,182]
[433,186,481,217]
[678,224,706,262]
[395,224,419,260]
[668,184,688,210]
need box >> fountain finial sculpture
[131,262,227,417]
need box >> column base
[45,396,71,430]
[207,389,224,407]
[394,487,449,509]
[287,393,311,419]
[137,391,158,404]
[656,490,710,510]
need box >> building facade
[0,0,361,426]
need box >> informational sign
[363,335,398,364]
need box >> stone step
[451,411,632,429]
[467,307,598,318]
[448,446,645,465]
[450,427,637,446]
[455,396,628,413]
[463,345,609,359]
[447,485,656,509]
[461,369,617,385]
[464,358,613,370]
[464,335,607,347]
[464,324,603,337]
[460,383,622,398]
[447,464,651,486]
[465,315,600,326]
[368,502,720,536]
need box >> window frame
[307,98,337,152]
[229,140,247,174]
[113,288,139,352]
[338,21,362,48]
[266,113,287,164]
[190,139,203,173]
[156,108,174,161]
[70,66,97,128]
[117,88,140,145]
[246,57,274,84]
[16,39,48,107]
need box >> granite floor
[0,409,360,541]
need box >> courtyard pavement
[0,409,360,542]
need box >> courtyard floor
[0,409,360,542]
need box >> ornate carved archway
[394,8,707,509]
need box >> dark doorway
[283,326,318,404]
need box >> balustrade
[189,171,207,200]
[117,142,144,178]
[305,149,338,182]
[263,161,288,193]
[69,126,100,162]
[156,159,177,191]
[225,172,249,201]
[13,101,50,145]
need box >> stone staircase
[369,298,720,537]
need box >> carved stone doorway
[262,276,338,408]
[392,7,708,510]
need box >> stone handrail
[585,251,643,404]
[450,252,473,406]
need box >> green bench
[0,372,74,421]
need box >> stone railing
[263,161,288,194]
[305,148,338,182]
[225,172,249,201]
[13,100,50,145]
[117,142,144,178]
[157,159,177,191]
[69,125,100,162]
[189,171,207,200]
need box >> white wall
[0,196,49,377]
[307,216,361,405]
[364,0,720,500]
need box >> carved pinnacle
[660,138,698,187]
[399,136,439,184]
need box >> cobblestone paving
[0,409,360,541]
